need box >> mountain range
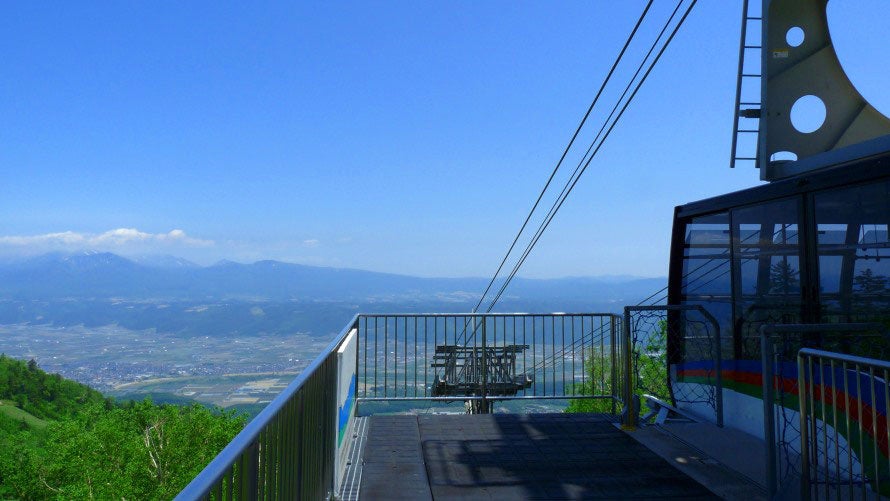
[0,252,666,305]
[0,252,665,336]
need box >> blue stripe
[676,359,887,413]
[337,374,357,446]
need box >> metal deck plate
[357,413,718,500]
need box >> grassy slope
[0,400,47,430]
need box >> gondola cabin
[662,0,890,494]
[668,138,890,437]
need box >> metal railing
[760,322,890,498]
[622,305,723,427]
[175,316,359,501]
[177,312,625,499]
[798,348,890,500]
[355,313,622,413]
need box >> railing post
[713,319,723,428]
[621,307,636,429]
[480,316,489,414]
[295,392,305,500]
[240,441,259,500]
[610,315,618,415]
[760,326,777,498]
[797,352,811,501]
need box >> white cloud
[302,239,320,248]
[0,228,214,251]
[0,231,86,246]
[92,228,153,244]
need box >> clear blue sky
[2,1,888,278]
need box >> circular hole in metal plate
[786,26,805,47]
[790,95,826,133]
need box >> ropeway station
[177,1,890,499]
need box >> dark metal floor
[357,413,718,500]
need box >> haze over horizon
[0,249,665,282]
[2,2,888,279]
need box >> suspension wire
[507,1,709,372]
[528,322,611,375]
[481,1,698,321]
[458,0,696,351]
[458,2,695,362]
[473,0,795,379]
[470,0,655,318]
[493,0,688,316]
[445,0,701,380]
[504,221,793,378]
[449,2,657,351]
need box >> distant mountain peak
[210,259,242,268]
[129,254,199,269]
[0,251,666,306]
[59,251,133,265]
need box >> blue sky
[2,1,888,278]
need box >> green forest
[0,355,244,499]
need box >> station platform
[341,412,760,500]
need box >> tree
[566,319,670,417]
[0,357,246,499]
[565,349,614,413]
[769,259,800,295]
[852,268,888,295]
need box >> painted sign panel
[335,328,357,489]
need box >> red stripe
[677,368,889,458]
[800,382,889,458]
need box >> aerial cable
[459,0,698,352]
[474,0,698,367]
[484,0,693,316]
[681,225,799,296]
[482,0,698,319]
[529,322,612,374]
[460,0,695,353]
[637,230,757,306]
[470,0,655,317]
[451,1,656,350]
[507,0,689,289]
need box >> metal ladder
[729,0,763,169]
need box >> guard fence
[760,322,890,498]
[355,313,622,413]
[622,305,723,427]
[797,348,890,500]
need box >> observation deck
[175,306,889,500]
[175,311,777,500]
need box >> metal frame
[676,153,890,221]
[798,347,890,500]
[175,315,360,501]
[354,313,622,413]
[729,0,762,169]
[669,160,890,411]
[622,304,723,428]
[759,322,887,497]
[178,312,626,498]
